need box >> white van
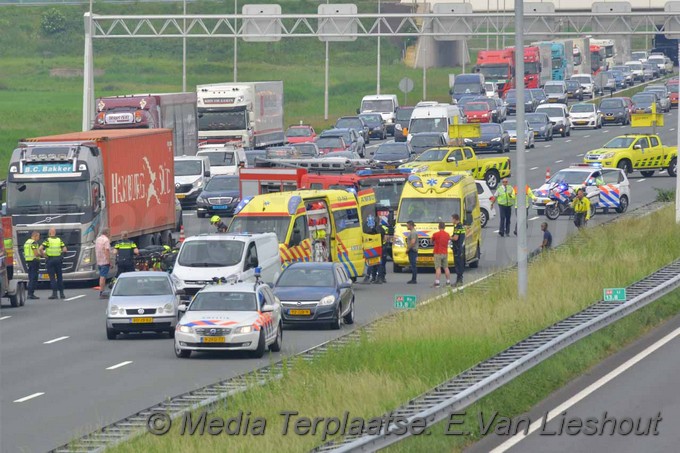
[196,144,247,176]
[172,233,281,295]
[174,155,211,208]
[406,102,465,143]
[359,94,399,136]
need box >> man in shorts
[95,229,111,298]
[431,221,451,287]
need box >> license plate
[176,194,186,199]
[384,165,396,170]
[576,121,587,125]
[132,317,153,324]
[417,256,434,263]
[549,99,556,102]
[212,205,228,209]
[367,256,380,266]
[289,309,311,316]
[201,336,225,343]
[478,143,487,147]
[510,138,517,142]
[41,273,49,279]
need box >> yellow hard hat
[210,215,220,224]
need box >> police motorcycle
[544,182,598,220]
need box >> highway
[0,107,678,453]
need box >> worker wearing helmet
[211,215,228,233]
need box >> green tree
[41,9,67,36]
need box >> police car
[532,164,631,214]
[174,275,282,359]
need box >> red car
[667,79,679,108]
[465,102,494,123]
[285,124,316,144]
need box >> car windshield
[177,240,244,267]
[505,91,517,101]
[600,99,624,108]
[537,107,564,117]
[112,276,172,296]
[316,137,344,149]
[649,57,664,64]
[452,83,481,94]
[610,70,623,78]
[197,110,247,131]
[525,114,547,125]
[480,123,502,134]
[174,160,203,176]
[415,149,448,161]
[395,108,414,121]
[646,89,666,97]
[336,118,362,129]
[409,117,448,134]
[292,144,318,157]
[466,103,489,112]
[204,176,239,192]
[525,62,540,74]
[478,64,510,78]
[570,104,594,113]
[411,134,444,148]
[548,170,591,185]
[7,180,91,213]
[198,151,235,167]
[612,66,630,73]
[627,62,642,70]
[544,85,564,94]
[286,127,312,137]
[368,180,405,208]
[603,137,635,148]
[276,267,336,287]
[571,76,591,84]
[359,114,382,125]
[361,99,393,112]
[484,83,495,91]
[667,84,680,93]
[631,52,646,60]
[565,81,580,90]
[324,151,355,159]
[245,151,265,166]
[228,216,290,240]
[375,144,410,159]
[531,90,547,100]
[188,291,257,312]
[397,197,462,223]
[632,94,654,106]
[502,121,518,131]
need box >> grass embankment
[107,205,680,453]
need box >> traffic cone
[545,167,551,183]
[179,225,186,243]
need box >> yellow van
[392,171,482,272]
[228,189,381,280]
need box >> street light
[234,0,238,82]
[515,0,529,298]
[182,0,186,91]
[377,0,381,94]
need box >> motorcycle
[544,182,598,221]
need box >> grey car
[644,85,671,112]
[409,132,448,154]
[106,272,184,339]
[372,141,414,168]
[335,116,370,144]
[598,97,631,125]
[320,128,366,157]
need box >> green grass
[103,206,680,452]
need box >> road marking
[638,178,646,183]
[583,135,590,138]
[565,139,572,143]
[577,153,584,157]
[184,211,196,216]
[602,130,609,133]
[490,326,680,453]
[544,145,551,148]
[44,336,69,344]
[528,216,539,221]
[530,167,539,171]
[14,392,45,403]
[660,169,668,174]
[670,128,676,131]
[0,316,11,321]
[555,159,563,163]
[493,230,500,233]
[65,295,85,301]
[106,361,133,370]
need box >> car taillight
[134,110,143,123]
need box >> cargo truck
[475,49,516,98]
[93,93,198,156]
[196,81,285,149]
[6,129,176,282]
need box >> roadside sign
[394,294,417,309]
[603,288,626,302]
[398,77,414,94]
[449,115,481,139]
[630,113,664,128]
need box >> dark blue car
[195,175,241,218]
[463,123,510,153]
[273,262,355,330]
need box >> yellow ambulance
[392,171,482,272]
[228,189,381,280]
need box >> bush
[654,187,676,202]
[41,9,67,36]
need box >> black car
[565,80,584,101]
[504,89,538,114]
[195,175,241,218]
[525,112,554,141]
[335,116,370,144]
[393,106,415,142]
[631,92,662,114]
[372,142,414,168]
[358,113,387,140]
[598,97,631,125]
[409,132,448,154]
[529,88,548,106]
[273,262,355,329]
[463,123,510,153]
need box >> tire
[343,298,355,325]
[106,327,117,340]
[174,342,191,358]
[668,158,677,177]
[485,169,501,190]
[393,263,402,273]
[251,330,266,358]
[329,307,342,330]
[566,128,571,137]
[269,324,282,352]
[480,208,489,228]
[468,243,480,268]
[561,128,566,137]
[640,170,655,177]
[617,159,632,175]
[545,204,560,220]
[167,328,175,339]
[9,283,25,308]
[615,195,629,213]
[589,203,597,219]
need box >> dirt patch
[50,68,105,78]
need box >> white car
[569,103,602,129]
[625,60,645,82]
[174,280,282,358]
[475,180,496,228]
[532,165,630,215]
[484,82,498,98]
[570,74,599,98]
[535,104,572,137]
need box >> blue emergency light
[233,196,253,216]
[356,169,373,176]
[398,168,413,174]
[287,196,302,215]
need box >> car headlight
[319,295,336,306]
[491,137,501,142]
[109,305,121,316]
[393,236,405,247]
[178,325,194,334]
[540,126,546,131]
[602,152,616,159]
[161,303,174,314]
[193,179,203,189]
[233,325,253,334]
[464,138,473,143]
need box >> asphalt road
[0,106,677,453]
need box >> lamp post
[515,0,528,298]
[324,0,329,120]
[182,0,186,91]
[234,0,238,82]
[377,0,381,94]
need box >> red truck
[6,129,176,282]
[93,93,198,156]
[523,46,541,88]
[476,49,516,98]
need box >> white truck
[196,81,285,149]
[359,94,399,136]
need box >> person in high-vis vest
[113,231,139,277]
[4,235,13,281]
[494,178,516,237]
[572,188,591,229]
[39,228,67,300]
[24,231,41,300]
[513,185,536,236]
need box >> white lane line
[583,135,590,138]
[670,128,676,131]
[65,295,85,301]
[565,139,572,143]
[602,130,609,133]
[555,159,563,163]
[530,166,539,171]
[184,212,196,216]
[44,336,69,345]
[106,361,133,370]
[528,216,539,221]
[577,153,584,157]
[0,315,11,321]
[490,326,680,453]
[638,178,647,183]
[544,145,551,148]
[14,392,45,403]
[660,169,668,174]
[493,230,500,233]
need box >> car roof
[118,271,170,279]
[286,261,337,270]
[182,233,257,243]
[198,281,263,294]
[175,155,208,161]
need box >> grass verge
[106,205,680,453]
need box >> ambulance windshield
[228,216,291,241]
[397,197,461,223]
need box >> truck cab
[359,94,399,136]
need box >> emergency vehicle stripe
[238,212,288,217]
[334,236,357,277]
[330,201,357,209]
[296,206,306,215]
[363,248,379,258]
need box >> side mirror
[1,202,6,216]
[204,170,211,178]
[447,156,457,162]
[633,144,641,150]
[178,304,188,313]
[261,304,275,313]
[176,288,186,296]
[339,281,352,289]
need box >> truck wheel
[8,283,25,307]
[617,159,632,174]
[640,170,655,177]
[668,158,677,177]
[615,195,629,213]
[485,170,500,190]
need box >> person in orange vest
[513,185,536,236]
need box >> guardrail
[49,200,671,453]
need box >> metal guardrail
[314,263,680,450]
[48,201,671,452]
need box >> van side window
[244,242,258,270]
[464,148,473,159]
[449,149,463,161]
[290,216,308,247]
[637,137,649,149]
[465,191,477,211]
[650,136,659,147]
[333,208,360,233]
[311,183,324,190]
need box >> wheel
[8,283,25,307]
[175,341,191,358]
[106,327,117,340]
[617,159,632,175]
[167,328,175,339]
[269,324,282,352]
[251,330,266,358]
[480,208,489,228]
[393,263,402,273]
[561,128,566,137]
[640,170,655,177]
[329,306,342,330]
[485,169,500,190]
[589,203,597,219]
[343,298,355,325]
[19,283,26,306]
[615,195,629,213]
[468,243,480,268]
[545,204,560,220]
[668,158,677,177]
